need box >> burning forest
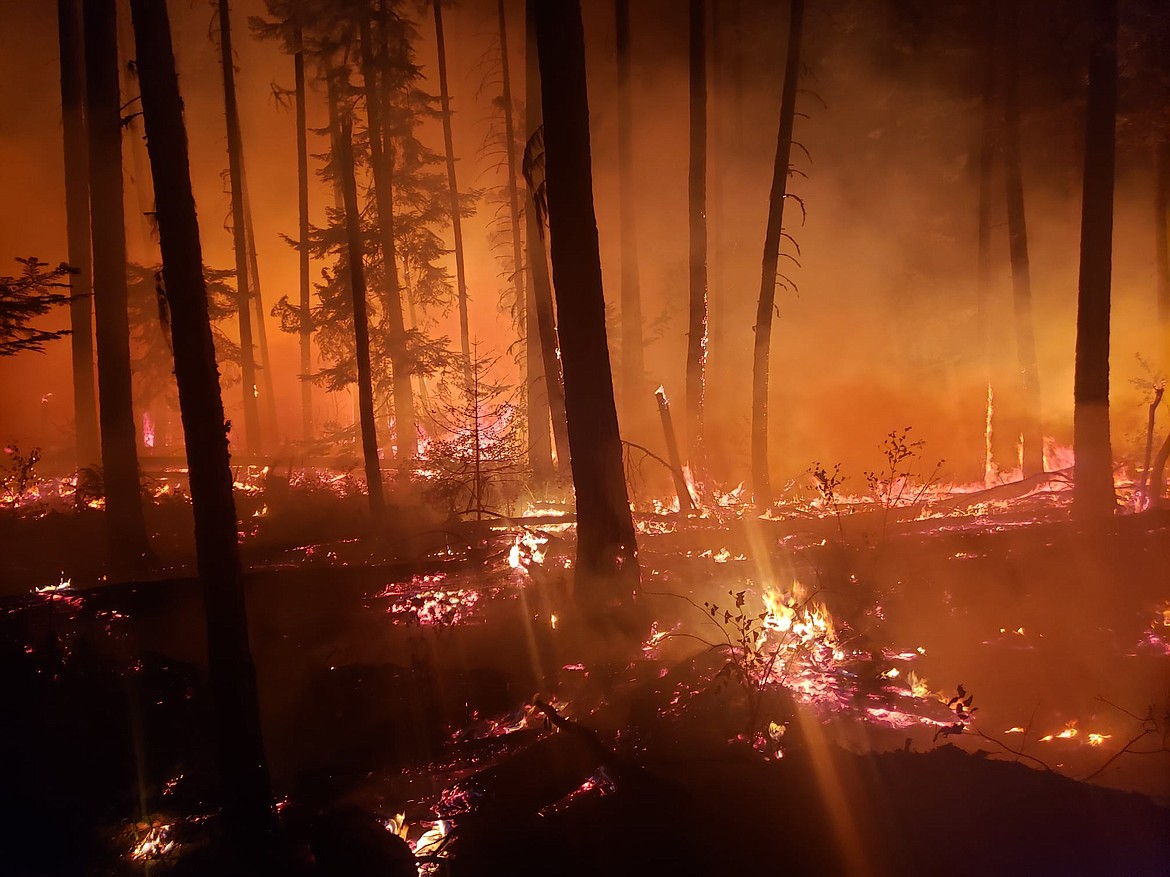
[2,0,1170,874]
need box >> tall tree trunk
[58,0,100,467]
[615,0,645,426]
[497,0,538,476]
[294,28,312,441]
[1155,141,1170,326]
[534,0,641,626]
[525,0,570,478]
[751,0,803,505]
[332,75,386,521]
[83,0,150,572]
[1073,0,1118,519]
[361,17,417,463]
[1001,6,1044,477]
[977,4,1018,482]
[686,0,708,467]
[520,0,553,483]
[128,2,281,866]
[977,7,997,483]
[217,0,262,456]
[433,0,472,370]
[240,161,279,442]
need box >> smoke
[0,0,1165,487]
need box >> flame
[129,822,176,861]
[906,670,930,699]
[414,820,448,855]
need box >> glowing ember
[128,822,176,861]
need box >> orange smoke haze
[0,0,1165,486]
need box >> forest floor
[2,466,1169,875]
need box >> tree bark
[129,2,281,866]
[433,0,472,372]
[1073,0,1118,519]
[217,0,262,457]
[83,0,150,572]
[616,0,645,426]
[686,0,708,467]
[751,0,803,506]
[294,28,312,441]
[58,0,100,468]
[1001,5,1044,477]
[534,0,640,624]
[332,75,386,521]
[358,16,417,463]
[524,0,569,478]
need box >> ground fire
[1,0,1169,874]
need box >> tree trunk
[358,17,417,464]
[1001,5,1044,477]
[976,3,1018,483]
[83,0,150,573]
[128,2,282,866]
[615,0,645,427]
[1073,0,1118,519]
[433,0,472,371]
[534,0,641,626]
[58,0,100,468]
[686,0,708,467]
[332,75,386,521]
[294,29,312,441]
[525,0,569,478]
[497,0,539,477]
[240,159,279,443]
[977,6,996,483]
[750,0,803,505]
[1155,141,1169,326]
[521,0,555,484]
[217,0,262,457]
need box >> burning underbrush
[2,444,1169,874]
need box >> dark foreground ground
[2,492,1169,876]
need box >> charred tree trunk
[1001,7,1044,477]
[58,0,100,467]
[217,0,262,456]
[433,0,472,371]
[977,8,998,482]
[128,2,282,866]
[497,0,540,477]
[294,28,312,441]
[525,0,569,478]
[240,160,279,442]
[333,76,386,521]
[83,0,150,572]
[615,0,645,425]
[534,0,640,625]
[521,0,555,483]
[358,17,417,463]
[1155,141,1169,326]
[751,0,803,505]
[1073,0,1118,519]
[686,0,708,467]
